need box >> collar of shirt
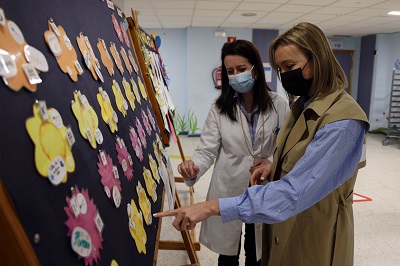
[300,95,316,110]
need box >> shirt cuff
[183,176,197,187]
[219,197,240,223]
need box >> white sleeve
[188,103,222,184]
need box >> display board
[0,1,174,265]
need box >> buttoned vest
[262,89,369,266]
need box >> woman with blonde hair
[156,22,369,266]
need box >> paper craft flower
[141,109,152,135]
[137,181,152,225]
[152,141,163,168]
[97,151,122,208]
[143,167,157,202]
[130,77,141,105]
[97,88,118,132]
[110,42,124,75]
[115,136,133,181]
[148,154,160,184]
[44,20,81,81]
[137,77,148,100]
[76,32,101,81]
[1,18,42,91]
[135,117,147,148]
[26,103,75,185]
[120,22,131,48]
[65,187,103,266]
[129,127,143,162]
[122,77,136,111]
[128,50,139,74]
[147,106,157,131]
[156,133,165,156]
[120,46,132,74]
[112,14,123,43]
[127,199,147,254]
[97,38,114,76]
[111,80,128,117]
[71,91,100,148]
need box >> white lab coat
[185,91,289,258]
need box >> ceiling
[122,0,400,37]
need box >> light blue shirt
[219,119,367,224]
[236,93,260,147]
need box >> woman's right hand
[249,158,272,186]
[178,160,200,180]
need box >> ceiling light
[241,13,257,17]
[214,31,226,37]
[388,11,400,16]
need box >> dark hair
[269,22,347,97]
[216,40,273,121]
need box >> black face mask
[280,61,313,97]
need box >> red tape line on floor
[353,192,372,202]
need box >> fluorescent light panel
[388,11,400,16]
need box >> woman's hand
[249,158,272,186]
[153,200,220,231]
[177,159,200,180]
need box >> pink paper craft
[129,126,143,161]
[120,22,130,48]
[115,136,134,181]
[141,109,152,135]
[112,14,123,43]
[65,187,103,266]
[166,113,177,143]
[135,117,147,148]
[97,151,122,206]
[147,106,156,131]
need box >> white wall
[369,33,400,130]
[340,37,362,100]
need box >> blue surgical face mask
[228,66,255,93]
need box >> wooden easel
[156,135,201,265]
[126,12,200,265]
[0,180,40,265]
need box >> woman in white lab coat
[178,40,289,266]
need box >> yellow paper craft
[143,167,157,203]
[26,102,75,185]
[127,199,147,254]
[148,154,160,184]
[130,78,141,105]
[0,19,38,92]
[137,181,152,226]
[97,38,114,76]
[97,87,118,132]
[44,19,81,82]
[120,46,132,74]
[137,77,148,100]
[111,80,128,117]
[122,77,136,111]
[110,42,124,75]
[71,91,100,148]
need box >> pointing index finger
[153,209,179,218]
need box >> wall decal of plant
[176,112,188,134]
[188,108,200,136]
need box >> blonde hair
[269,22,347,97]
